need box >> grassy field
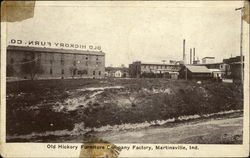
[6,78,243,136]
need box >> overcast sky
[6,1,248,67]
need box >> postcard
[1,1,249,157]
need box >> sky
[5,1,248,67]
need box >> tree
[20,57,43,80]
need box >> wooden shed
[179,65,212,80]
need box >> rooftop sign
[9,39,102,51]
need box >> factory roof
[196,62,224,65]
[7,45,105,56]
[208,69,223,72]
[202,57,215,59]
[140,62,179,66]
[185,65,211,73]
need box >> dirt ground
[6,78,243,143]
[94,112,243,144]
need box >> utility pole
[185,67,188,80]
[235,7,244,84]
[183,39,186,64]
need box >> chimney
[183,39,186,64]
[193,48,195,64]
[190,48,192,64]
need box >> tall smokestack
[193,48,195,64]
[190,48,192,64]
[183,39,186,64]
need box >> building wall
[7,46,105,80]
[190,73,211,79]
[223,56,244,80]
[202,58,215,64]
[204,63,227,71]
[129,61,181,78]
[197,63,230,77]
[105,67,129,78]
[230,64,241,80]
[179,67,212,80]
[141,64,181,73]
[129,61,141,78]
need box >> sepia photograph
[1,0,249,157]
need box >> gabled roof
[185,65,211,73]
[7,45,105,56]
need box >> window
[99,71,101,75]
[50,54,54,60]
[60,54,64,65]
[61,69,64,74]
[50,54,54,64]
[73,60,76,66]
[96,56,99,60]
[61,59,64,65]
[93,71,95,75]
[10,58,14,64]
[50,68,53,75]
[86,57,88,60]
[37,53,41,63]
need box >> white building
[114,70,122,78]
[202,57,215,64]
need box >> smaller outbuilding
[114,70,123,78]
[179,65,212,80]
[105,67,129,78]
[209,69,223,79]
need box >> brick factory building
[6,45,105,80]
[129,61,181,79]
[223,56,244,81]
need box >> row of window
[9,58,101,67]
[143,65,175,69]
[9,55,100,65]
[20,52,100,60]
[50,60,101,66]
[49,68,101,76]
